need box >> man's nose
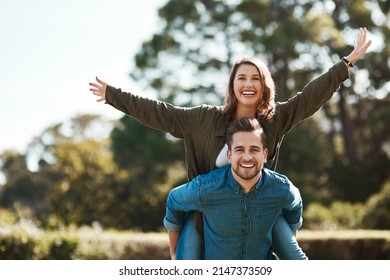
[242,151,252,160]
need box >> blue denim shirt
[164,165,303,260]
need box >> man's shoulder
[195,165,230,186]
[263,168,291,186]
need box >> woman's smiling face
[233,63,264,108]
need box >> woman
[89,28,371,259]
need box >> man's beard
[232,164,261,181]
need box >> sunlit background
[0,0,164,155]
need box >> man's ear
[227,149,232,163]
[264,148,268,163]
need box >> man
[163,117,304,260]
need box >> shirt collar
[227,167,265,194]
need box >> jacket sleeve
[276,60,349,134]
[282,183,303,231]
[105,85,202,139]
[163,179,202,232]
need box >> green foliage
[277,119,333,204]
[0,114,186,231]
[0,225,170,260]
[109,117,186,230]
[0,230,37,259]
[304,181,390,230]
[111,116,184,170]
[304,201,365,230]
[45,236,79,260]
[1,226,389,260]
[326,157,383,202]
[0,208,17,226]
[362,182,390,229]
[0,217,42,259]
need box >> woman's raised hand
[346,27,372,64]
[89,77,107,102]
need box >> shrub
[46,236,79,260]
[0,219,42,259]
[304,201,365,230]
[0,233,37,260]
[361,182,390,229]
[0,208,17,226]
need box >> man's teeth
[241,164,255,168]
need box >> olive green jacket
[105,61,349,180]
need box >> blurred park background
[0,0,389,259]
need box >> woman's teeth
[242,91,255,96]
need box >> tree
[110,116,186,230]
[0,115,116,227]
[362,181,390,229]
[307,0,390,201]
[0,114,185,230]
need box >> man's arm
[164,179,202,259]
[283,184,304,231]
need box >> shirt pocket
[251,208,280,235]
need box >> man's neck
[232,171,261,193]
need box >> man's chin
[237,171,258,181]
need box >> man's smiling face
[227,130,268,182]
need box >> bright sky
[0,0,165,155]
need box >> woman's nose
[245,79,252,86]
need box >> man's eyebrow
[233,145,244,150]
[250,145,262,149]
[233,145,262,150]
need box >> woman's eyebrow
[236,73,260,77]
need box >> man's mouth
[240,163,255,168]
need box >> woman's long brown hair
[222,56,276,123]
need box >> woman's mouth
[241,91,255,96]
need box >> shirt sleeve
[282,183,303,231]
[163,178,202,232]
